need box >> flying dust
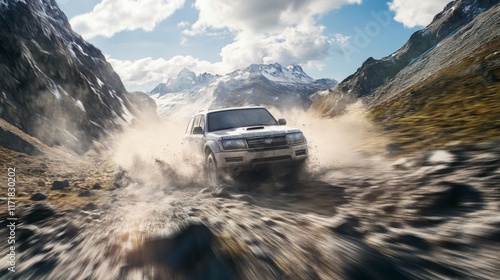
[99,101,400,280]
[111,116,204,192]
[111,101,386,192]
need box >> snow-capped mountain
[150,63,337,119]
[150,68,220,95]
[0,0,146,153]
[229,63,314,84]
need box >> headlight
[287,132,305,145]
[222,139,247,150]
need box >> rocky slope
[371,36,500,152]
[151,63,337,119]
[0,0,147,154]
[311,0,500,117]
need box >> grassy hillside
[370,38,500,152]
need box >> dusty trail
[2,145,498,280]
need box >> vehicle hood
[207,125,302,140]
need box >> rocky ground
[0,142,499,280]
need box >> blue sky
[55,0,451,92]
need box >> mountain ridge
[150,62,337,119]
[150,68,221,96]
[0,0,149,153]
[311,0,500,117]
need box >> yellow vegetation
[370,38,500,152]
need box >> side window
[199,116,205,133]
[191,115,201,134]
[185,117,195,135]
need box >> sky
[55,0,451,92]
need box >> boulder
[329,217,362,238]
[81,202,98,211]
[414,181,482,215]
[24,203,55,223]
[30,192,47,201]
[18,225,38,241]
[124,223,233,279]
[51,180,69,190]
[56,222,79,241]
[78,189,94,197]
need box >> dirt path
[1,146,499,279]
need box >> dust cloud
[269,102,386,177]
[111,115,204,193]
[111,101,385,191]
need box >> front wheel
[284,161,306,188]
[206,153,219,188]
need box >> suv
[183,106,308,187]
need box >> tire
[285,160,306,187]
[206,153,219,188]
[291,160,306,176]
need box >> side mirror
[278,118,287,125]
[192,126,204,135]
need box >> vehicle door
[191,115,206,156]
[182,116,195,158]
[184,115,204,161]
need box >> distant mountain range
[0,0,154,154]
[151,68,220,95]
[150,63,337,118]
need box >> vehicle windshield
[207,108,278,132]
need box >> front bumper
[214,144,308,173]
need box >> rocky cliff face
[367,0,500,105]
[0,0,140,154]
[311,0,500,116]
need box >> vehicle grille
[246,135,288,149]
[252,155,291,163]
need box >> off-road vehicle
[183,106,308,187]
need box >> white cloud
[333,33,350,47]
[96,0,364,90]
[70,0,185,39]
[107,55,227,91]
[388,0,450,28]
[177,21,190,28]
[184,0,362,73]
[188,0,362,35]
[218,23,330,71]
